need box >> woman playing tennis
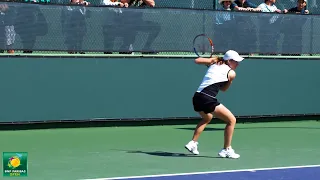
[185,50,243,159]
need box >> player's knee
[227,117,236,126]
[203,118,212,124]
[201,116,212,124]
[200,111,213,123]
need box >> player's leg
[213,104,240,159]
[192,111,213,142]
[185,111,213,155]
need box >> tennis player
[185,50,243,159]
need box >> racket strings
[193,34,214,58]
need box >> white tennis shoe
[185,140,199,155]
[218,147,240,159]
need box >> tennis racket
[193,34,214,58]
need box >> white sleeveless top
[196,63,231,98]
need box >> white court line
[80,164,320,180]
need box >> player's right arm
[194,57,216,66]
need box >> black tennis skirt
[192,92,220,114]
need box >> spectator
[257,0,287,55]
[214,0,236,53]
[0,2,16,54]
[103,0,128,7]
[286,0,309,14]
[103,0,160,54]
[61,0,91,54]
[281,0,309,55]
[232,0,261,12]
[231,0,260,55]
[102,0,128,54]
[258,0,287,13]
[218,0,235,10]
[124,0,160,54]
[14,0,48,53]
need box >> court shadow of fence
[112,149,220,158]
[176,126,320,131]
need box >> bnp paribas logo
[3,152,28,177]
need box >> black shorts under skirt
[192,92,220,114]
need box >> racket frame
[193,34,214,58]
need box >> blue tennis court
[82,165,320,180]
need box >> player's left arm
[220,70,236,92]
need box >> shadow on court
[176,126,320,131]
[175,127,225,131]
[112,149,220,158]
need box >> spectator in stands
[127,0,155,7]
[214,0,236,53]
[257,0,287,55]
[102,0,129,54]
[124,0,160,54]
[281,0,309,55]
[258,0,287,13]
[0,2,16,54]
[232,0,261,11]
[103,0,160,54]
[14,0,48,53]
[286,0,309,14]
[61,0,91,54]
[103,0,128,7]
[231,0,261,55]
[218,0,235,10]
